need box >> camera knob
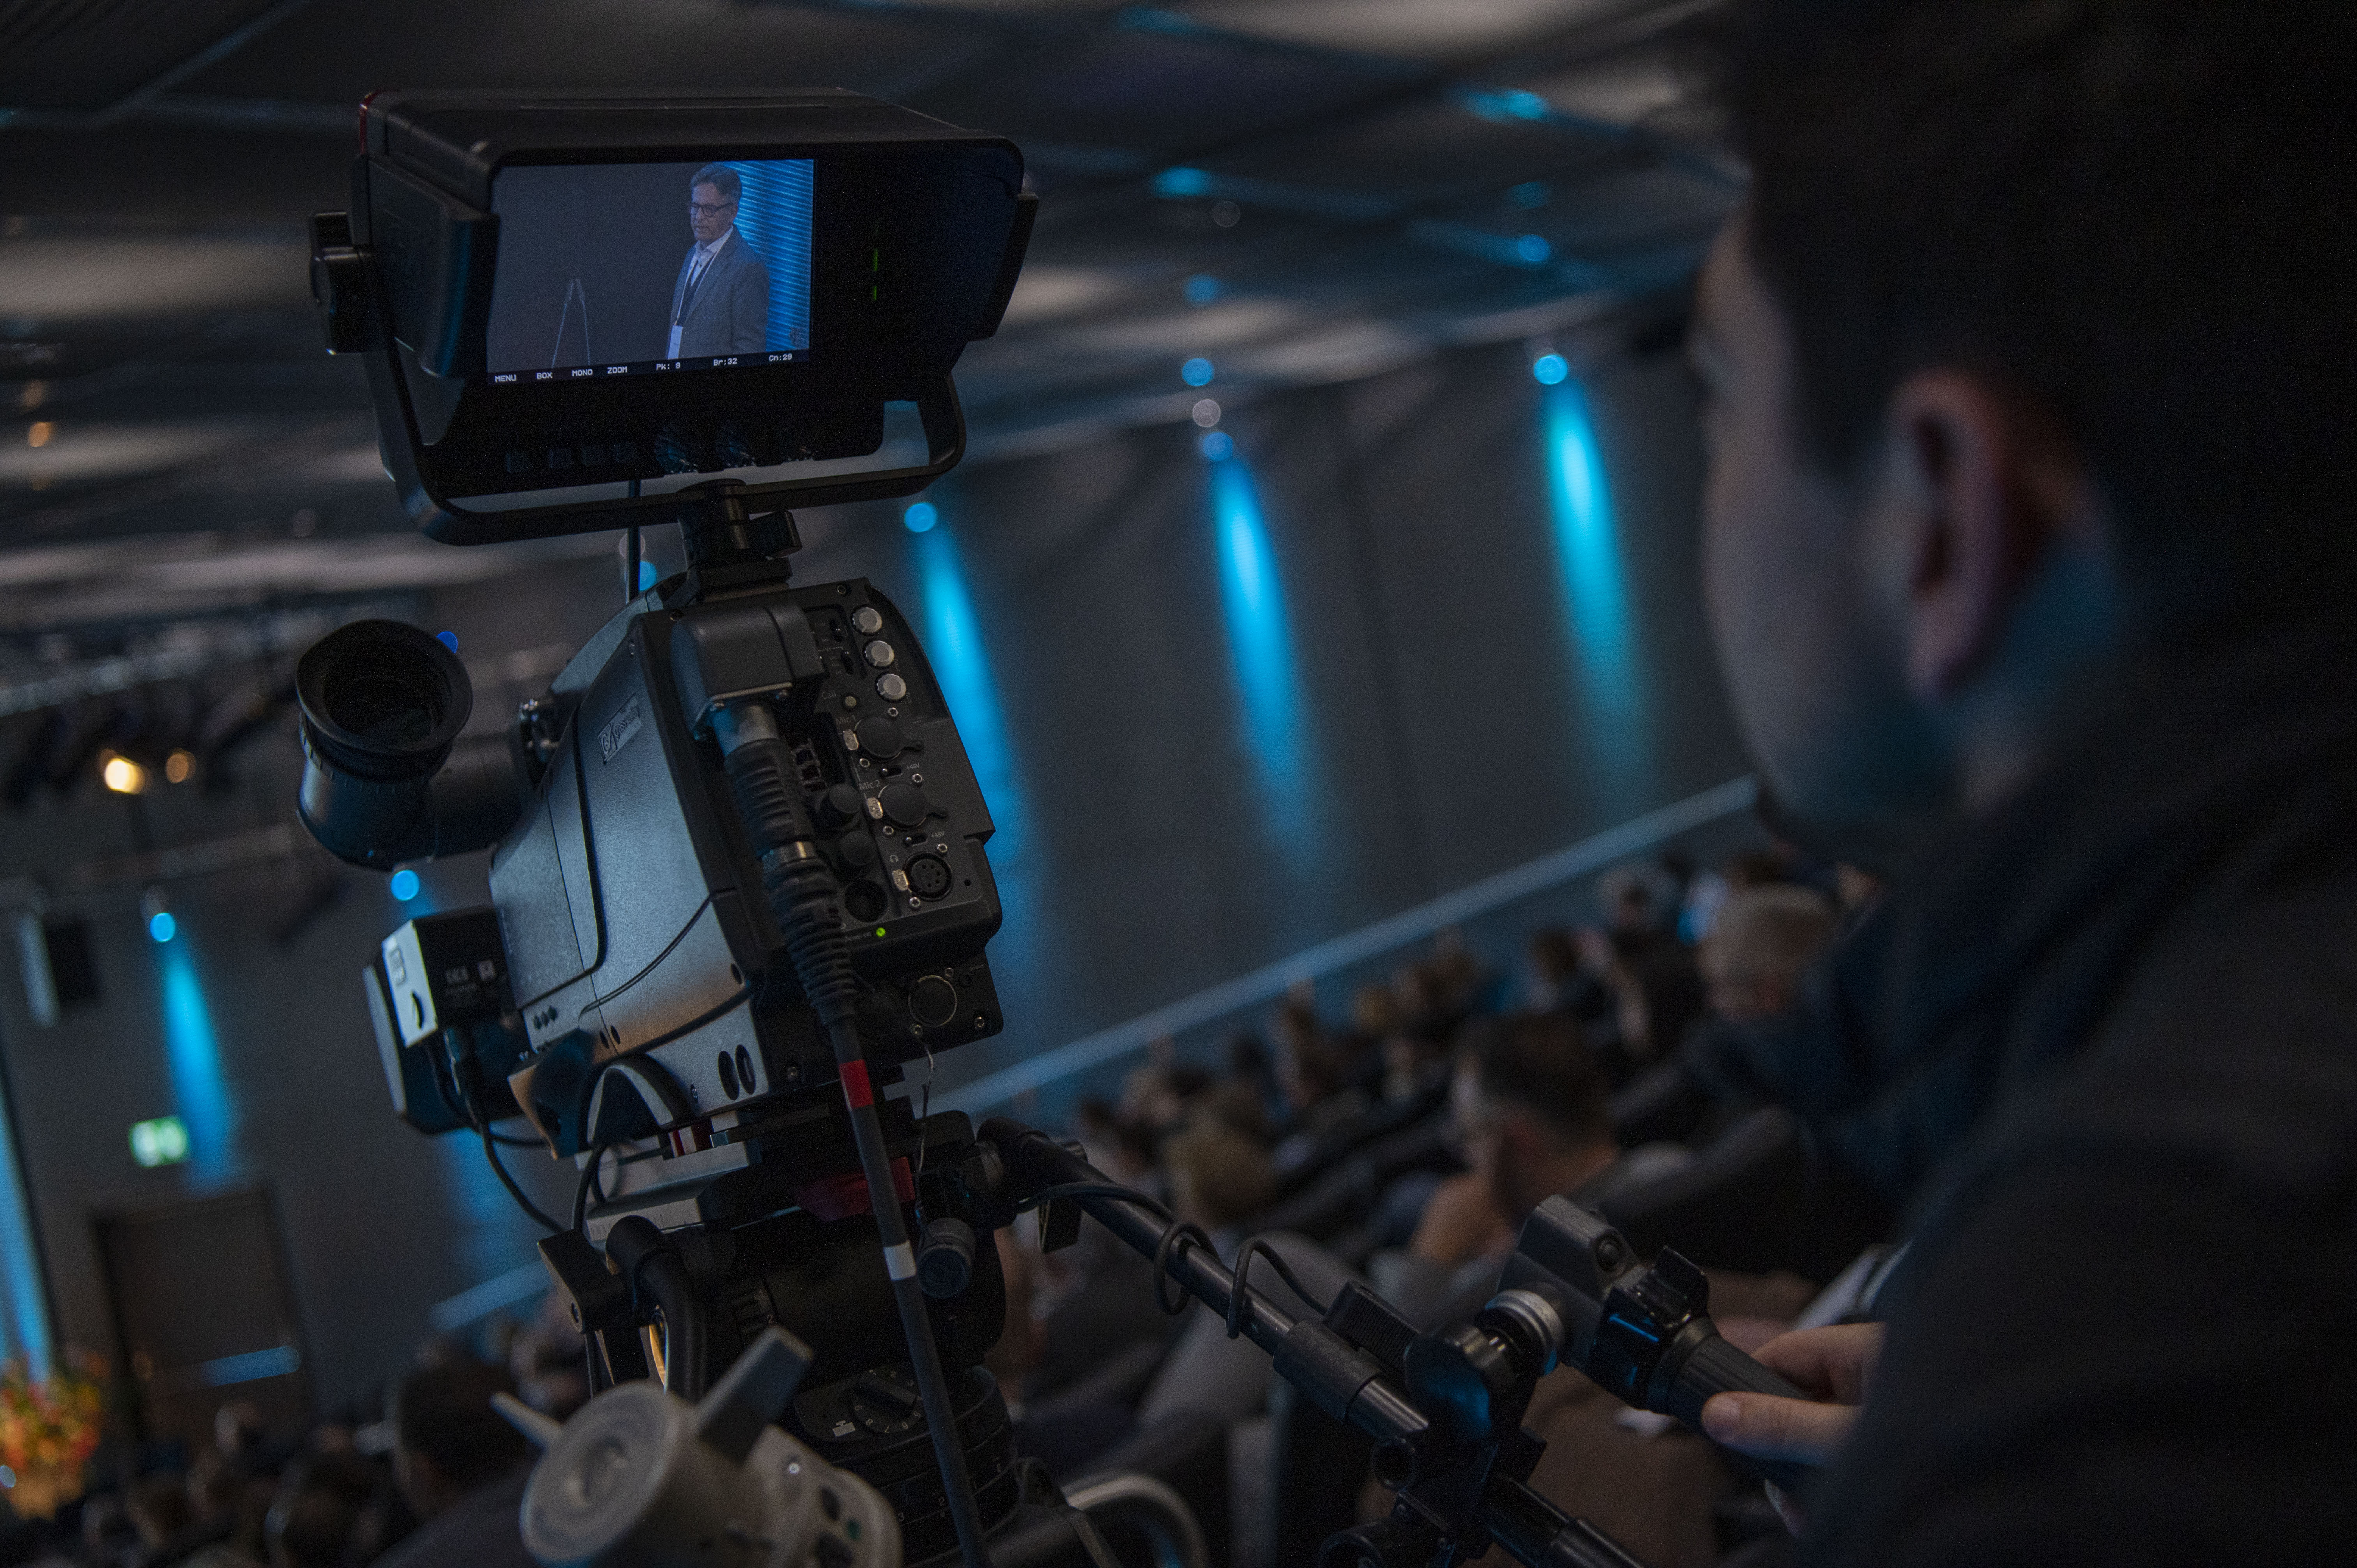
[916,1217,977,1298]
[813,784,864,832]
[878,782,933,830]
[853,716,908,759]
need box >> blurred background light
[1182,358,1215,387]
[1532,353,1569,385]
[904,502,939,534]
[389,868,421,902]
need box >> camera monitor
[312,91,1035,543]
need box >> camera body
[492,562,1005,1162]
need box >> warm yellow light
[26,422,53,449]
[164,749,195,784]
[100,752,147,795]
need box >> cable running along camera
[299,89,1822,1568]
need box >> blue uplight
[435,630,459,653]
[909,510,1039,985]
[1515,234,1552,264]
[1152,167,1215,198]
[1199,431,1234,461]
[1181,357,1215,387]
[1184,274,1222,306]
[162,939,236,1185]
[1210,456,1310,846]
[147,911,176,943]
[1532,353,1569,385]
[0,1068,51,1372]
[1544,378,1647,797]
[904,502,938,533]
[638,560,659,591]
[390,868,421,902]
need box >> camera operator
[1670,0,2357,1560]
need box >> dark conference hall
[0,3,2350,1566]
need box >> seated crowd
[34,848,1857,1568]
[989,849,1866,1568]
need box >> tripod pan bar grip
[980,1119,1655,1568]
[1659,1335,1819,1497]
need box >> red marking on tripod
[793,1158,915,1222]
[840,1058,875,1108]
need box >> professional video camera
[295,88,1823,1568]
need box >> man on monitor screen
[669,163,769,359]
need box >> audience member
[1699,884,1839,1021]
[374,1360,532,1568]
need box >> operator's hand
[1701,1321,1884,1466]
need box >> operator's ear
[1875,371,2093,700]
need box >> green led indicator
[875,927,888,939]
[129,1116,189,1169]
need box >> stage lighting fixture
[99,752,147,795]
[904,501,939,533]
[141,886,174,944]
[1533,352,1569,385]
[389,868,421,902]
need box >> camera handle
[978,1119,1650,1568]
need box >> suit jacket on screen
[670,229,770,357]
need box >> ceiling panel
[0,0,288,112]
[1170,0,1638,63]
[908,25,1397,155]
[174,0,998,104]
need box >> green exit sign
[129,1117,189,1169]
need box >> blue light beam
[1544,379,1648,795]
[0,1072,51,1374]
[160,941,237,1187]
[911,522,1023,855]
[1210,455,1310,844]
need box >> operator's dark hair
[689,162,740,203]
[1702,0,2357,622]
[390,1357,527,1488]
[1458,1012,1612,1150]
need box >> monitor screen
[483,158,815,384]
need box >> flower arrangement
[0,1353,106,1515]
